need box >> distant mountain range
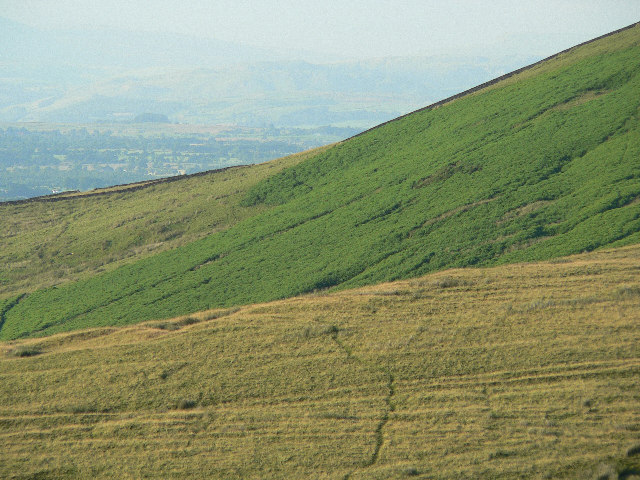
[0,16,538,128]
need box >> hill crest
[349,21,640,140]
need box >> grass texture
[0,147,321,298]
[1,245,639,479]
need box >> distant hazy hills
[0,16,286,69]
[0,16,537,128]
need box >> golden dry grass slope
[1,244,639,479]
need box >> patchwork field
[1,245,639,479]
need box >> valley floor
[1,245,639,479]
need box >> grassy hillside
[1,245,639,479]
[0,147,322,298]
[2,24,640,340]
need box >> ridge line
[345,21,640,142]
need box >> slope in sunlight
[1,23,640,339]
[1,245,639,479]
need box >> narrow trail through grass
[331,326,397,478]
[365,371,395,469]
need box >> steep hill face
[2,23,639,340]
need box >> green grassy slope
[2,24,640,339]
[1,245,639,479]
[0,147,321,298]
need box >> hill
[0,147,324,297]
[1,245,639,478]
[1,22,639,340]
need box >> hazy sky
[2,0,639,59]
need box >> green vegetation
[2,24,639,340]
[0,147,324,298]
[1,245,639,478]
